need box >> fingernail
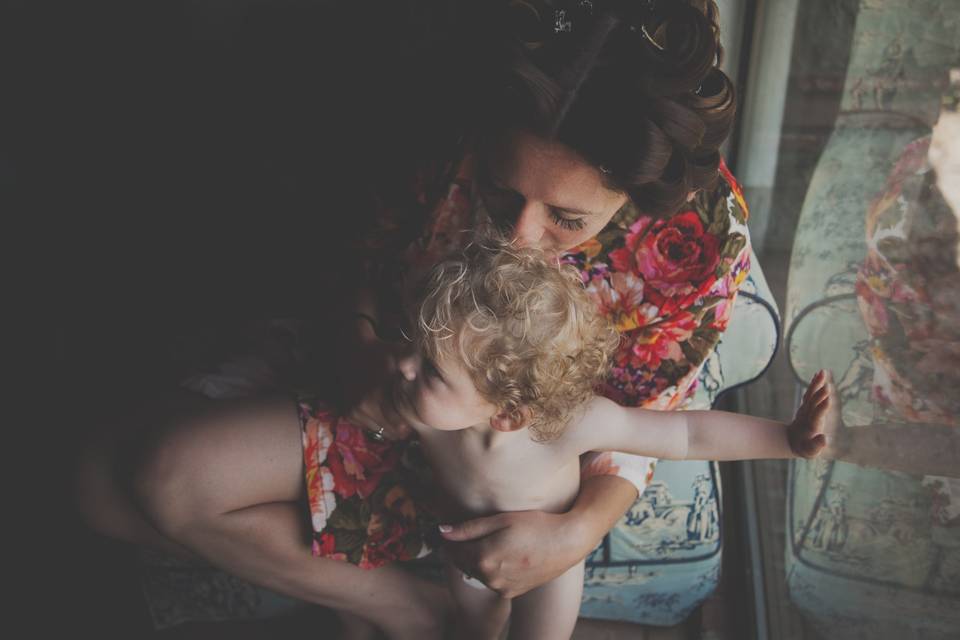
[438,524,453,533]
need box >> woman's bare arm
[96,395,449,639]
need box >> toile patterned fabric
[579,250,780,626]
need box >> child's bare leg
[444,559,511,640]
[507,559,584,640]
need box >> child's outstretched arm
[576,371,837,461]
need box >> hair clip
[554,8,573,33]
[641,23,665,50]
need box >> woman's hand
[337,307,416,441]
[343,335,416,442]
[439,475,638,598]
[439,510,578,598]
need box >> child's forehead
[425,342,462,371]
[422,337,474,379]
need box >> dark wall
[9,1,477,417]
[9,3,477,630]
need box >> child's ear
[489,407,531,432]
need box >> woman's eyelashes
[549,209,587,231]
[483,182,587,231]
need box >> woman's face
[476,129,629,254]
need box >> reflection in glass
[779,0,960,637]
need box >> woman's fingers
[346,380,415,441]
[439,517,513,591]
[438,513,511,542]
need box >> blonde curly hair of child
[413,238,620,441]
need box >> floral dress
[303,145,752,566]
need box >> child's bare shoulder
[582,395,623,420]
[558,395,625,448]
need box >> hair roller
[631,150,691,216]
[686,148,721,190]
[648,96,706,150]
[625,118,673,184]
[682,68,736,149]
[632,4,713,95]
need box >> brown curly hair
[465,0,735,218]
[413,238,619,441]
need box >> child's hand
[789,370,842,459]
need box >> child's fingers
[809,393,831,423]
[804,370,828,401]
[803,372,821,399]
[813,370,828,390]
[801,385,828,418]
[813,386,830,405]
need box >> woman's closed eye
[549,208,586,231]
[481,182,587,231]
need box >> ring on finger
[367,423,386,442]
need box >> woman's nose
[396,351,421,381]
[510,203,547,248]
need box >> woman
[74,1,749,637]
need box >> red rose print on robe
[359,514,412,569]
[326,421,401,500]
[317,532,335,555]
[609,212,721,316]
[618,311,699,371]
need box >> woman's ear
[489,407,532,432]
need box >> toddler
[301,240,836,640]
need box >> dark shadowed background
[8,2,481,634]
